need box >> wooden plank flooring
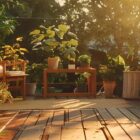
[0,108,140,140]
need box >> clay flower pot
[103,80,116,98]
[48,57,59,69]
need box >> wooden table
[43,68,96,98]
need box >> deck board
[82,109,106,140]
[61,128,85,140]
[81,109,102,129]
[129,108,140,118]
[106,124,131,140]
[37,111,53,125]
[121,124,140,140]
[119,108,140,123]
[96,108,117,124]
[43,126,61,140]
[52,110,64,126]
[107,108,131,124]
[0,108,140,140]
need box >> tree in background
[60,0,140,66]
[0,5,16,44]
[1,0,140,65]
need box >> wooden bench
[0,60,27,99]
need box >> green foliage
[60,0,140,56]
[76,72,90,85]
[99,55,125,81]
[77,54,91,66]
[30,24,79,62]
[1,37,28,61]
[0,82,13,103]
[26,63,48,83]
[0,5,16,43]
[0,0,29,44]
[99,65,116,81]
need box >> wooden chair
[0,60,27,99]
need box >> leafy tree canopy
[1,0,140,62]
[0,0,30,44]
[60,0,140,58]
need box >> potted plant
[99,54,126,98]
[0,36,28,71]
[77,54,91,68]
[99,65,116,98]
[75,72,90,92]
[26,63,48,95]
[30,24,78,69]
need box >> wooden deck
[0,108,140,140]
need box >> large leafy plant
[30,24,79,62]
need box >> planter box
[123,71,140,99]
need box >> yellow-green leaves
[19,48,28,53]
[30,24,78,59]
[2,45,11,49]
[31,34,45,44]
[69,39,78,46]
[44,39,58,48]
[61,39,78,48]
[114,55,125,66]
[58,24,70,33]
[16,37,23,42]
[57,24,70,39]
[47,29,55,38]
[1,37,28,61]
[29,29,40,35]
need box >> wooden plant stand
[43,68,96,98]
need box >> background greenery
[0,0,140,67]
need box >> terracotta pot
[48,57,59,69]
[80,64,90,68]
[103,80,116,98]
